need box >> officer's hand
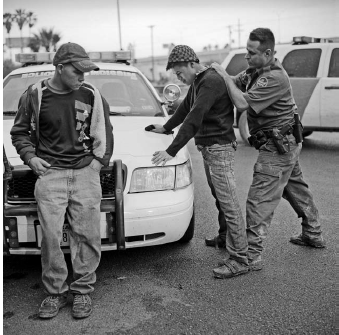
[211,62,228,77]
[152,151,173,166]
[28,157,51,176]
[145,124,167,134]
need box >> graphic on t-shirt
[75,100,92,152]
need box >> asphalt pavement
[3,130,337,335]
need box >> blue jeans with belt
[246,135,322,261]
[198,143,248,265]
[34,160,102,296]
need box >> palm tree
[28,34,41,52]
[33,28,62,52]
[52,33,61,51]
[14,9,28,52]
[3,13,13,58]
[39,28,53,51]
[27,11,37,37]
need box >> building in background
[133,46,231,84]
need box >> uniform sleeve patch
[257,77,268,87]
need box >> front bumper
[3,183,194,255]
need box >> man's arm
[147,86,192,134]
[95,96,114,167]
[11,91,38,164]
[211,62,249,112]
[152,79,220,166]
[11,89,51,175]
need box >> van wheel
[239,111,250,145]
[179,209,195,243]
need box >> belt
[197,141,237,151]
[261,124,294,138]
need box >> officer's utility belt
[248,115,303,154]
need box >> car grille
[6,169,115,202]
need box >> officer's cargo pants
[246,134,322,260]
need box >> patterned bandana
[166,45,199,70]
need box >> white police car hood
[3,116,189,167]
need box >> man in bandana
[147,45,249,279]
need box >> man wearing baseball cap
[11,42,113,318]
[147,45,249,279]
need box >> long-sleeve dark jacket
[10,80,113,167]
[164,68,236,157]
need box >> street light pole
[148,25,155,82]
[117,0,122,50]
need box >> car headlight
[129,159,192,193]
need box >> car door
[319,46,339,128]
[281,47,322,128]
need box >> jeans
[246,135,322,260]
[34,160,102,295]
[198,143,248,265]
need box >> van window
[282,49,321,78]
[328,48,339,77]
[226,53,247,76]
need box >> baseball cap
[166,45,199,71]
[53,42,99,72]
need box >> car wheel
[179,209,195,243]
[302,130,313,138]
[238,111,250,145]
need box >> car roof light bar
[293,36,333,44]
[15,50,132,65]
[88,51,132,62]
[15,52,55,64]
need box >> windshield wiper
[3,111,17,116]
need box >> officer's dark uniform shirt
[235,58,296,135]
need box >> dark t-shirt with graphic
[37,80,95,168]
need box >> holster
[248,130,268,149]
[293,113,303,143]
[271,128,290,154]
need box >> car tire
[179,209,195,243]
[238,111,250,145]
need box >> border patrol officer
[212,27,325,274]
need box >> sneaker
[213,259,249,279]
[39,295,67,319]
[248,257,263,271]
[72,294,92,319]
[290,233,326,248]
[205,236,226,248]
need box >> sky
[3,0,339,59]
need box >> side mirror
[163,84,181,115]
[163,84,181,103]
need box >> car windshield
[3,69,164,117]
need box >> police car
[3,51,194,255]
[221,36,339,143]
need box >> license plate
[35,223,70,247]
[61,223,70,246]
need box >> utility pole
[148,25,155,82]
[117,0,122,50]
[227,25,233,49]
